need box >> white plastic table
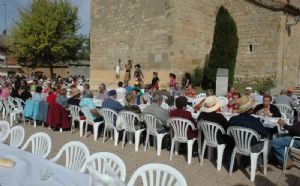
[0,143,89,186]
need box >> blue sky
[0,0,90,35]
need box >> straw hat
[70,87,80,98]
[237,95,256,113]
[201,96,221,113]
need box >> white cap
[245,87,252,90]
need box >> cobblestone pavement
[5,122,300,186]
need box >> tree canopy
[202,6,239,89]
[10,0,83,78]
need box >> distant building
[0,34,22,77]
[0,34,90,78]
[90,0,300,88]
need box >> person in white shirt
[114,59,121,79]
[116,81,126,101]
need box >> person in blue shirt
[102,90,124,112]
[79,90,101,122]
[32,86,44,102]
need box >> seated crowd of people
[0,73,299,172]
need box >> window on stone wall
[154,53,162,63]
[248,44,254,53]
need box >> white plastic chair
[87,152,126,182]
[13,98,25,112]
[199,120,226,171]
[81,107,104,141]
[283,136,300,172]
[275,104,294,123]
[127,163,187,186]
[50,141,90,172]
[69,105,85,136]
[168,118,197,164]
[162,95,168,102]
[143,114,167,156]
[98,108,119,146]
[9,126,25,148]
[119,111,145,152]
[21,132,52,158]
[3,100,25,126]
[218,96,228,108]
[227,126,268,182]
[0,120,10,143]
[0,98,5,118]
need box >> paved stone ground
[5,121,300,186]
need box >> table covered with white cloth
[0,143,89,186]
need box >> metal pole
[3,3,6,34]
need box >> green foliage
[234,80,275,95]
[77,35,90,60]
[191,66,204,87]
[202,6,239,89]
[10,0,82,78]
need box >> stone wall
[90,0,300,89]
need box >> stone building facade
[90,0,300,88]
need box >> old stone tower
[90,0,300,88]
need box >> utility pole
[3,3,7,35]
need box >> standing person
[114,59,122,80]
[168,73,176,94]
[151,72,159,90]
[134,64,144,86]
[124,60,133,85]
[182,72,192,89]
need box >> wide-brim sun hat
[238,95,256,113]
[201,96,221,113]
[71,87,80,97]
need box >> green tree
[10,0,82,79]
[77,35,90,60]
[202,6,239,89]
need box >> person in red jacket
[46,88,57,105]
[170,96,197,139]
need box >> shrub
[191,66,204,87]
[202,6,239,89]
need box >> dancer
[134,64,144,86]
[114,59,122,79]
[124,60,133,85]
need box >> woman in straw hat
[198,96,231,145]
